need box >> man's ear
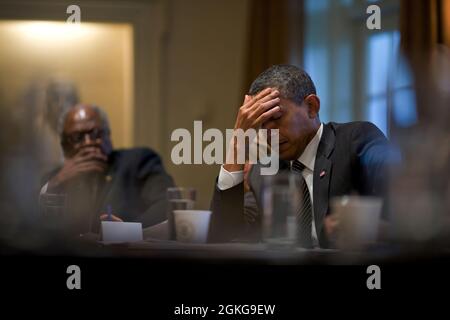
[304,94,320,119]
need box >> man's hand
[324,214,389,247]
[100,214,123,222]
[233,88,281,132]
[47,147,108,191]
[224,88,282,172]
[324,214,340,243]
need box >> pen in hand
[100,205,124,222]
[107,205,112,221]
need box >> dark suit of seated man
[209,65,391,248]
[39,104,174,236]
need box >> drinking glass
[261,173,301,248]
[167,187,196,240]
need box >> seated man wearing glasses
[40,104,174,235]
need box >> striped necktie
[291,160,313,248]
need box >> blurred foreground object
[390,0,450,244]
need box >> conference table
[3,231,450,296]
[70,233,447,266]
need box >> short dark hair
[248,64,316,105]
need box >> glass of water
[167,187,196,240]
[261,172,301,248]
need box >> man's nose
[83,133,93,144]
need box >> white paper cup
[330,196,383,251]
[173,210,212,243]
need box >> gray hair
[57,104,111,137]
[249,64,316,105]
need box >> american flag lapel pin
[320,170,326,178]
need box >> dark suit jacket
[209,121,390,247]
[41,148,174,234]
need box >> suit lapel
[313,124,335,245]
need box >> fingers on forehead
[253,87,273,100]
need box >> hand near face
[234,88,282,131]
[224,88,282,172]
[47,146,108,191]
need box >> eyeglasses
[62,128,105,145]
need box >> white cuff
[217,166,244,190]
[40,182,49,195]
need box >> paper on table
[101,221,143,243]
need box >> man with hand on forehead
[210,64,390,247]
[40,104,174,235]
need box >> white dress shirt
[218,123,324,246]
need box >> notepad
[101,221,143,243]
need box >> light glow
[7,21,95,43]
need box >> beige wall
[0,21,134,149]
[162,0,250,209]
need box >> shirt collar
[297,123,323,172]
